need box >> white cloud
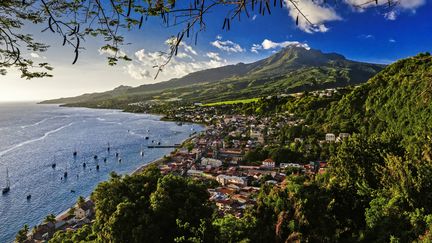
[124,39,228,81]
[344,0,425,10]
[389,38,396,43]
[182,43,198,55]
[251,44,262,54]
[384,10,398,20]
[176,52,194,59]
[206,52,222,61]
[358,34,375,39]
[216,35,222,40]
[251,39,310,53]
[30,52,41,58]
[345,0,425,21]
[98,48,127,57]
[252,14,257,21]
[262,39,310,50]
[125,63,152,79]
[284,0,342,33]
[210,39,245,53]
[283,0,425,33]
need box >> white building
[262,159,276,168]
[201,157,223,168]
[280,163,302,168]
[216,175,247,186]
[325,133,336,142]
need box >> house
[262,158,275,168]
[201,157,223,168]
[31,222,55,241]
[75,200,95,220]
[216,175,247,186]
[55,212,75,229]
[280,163,302,168]
[325,133,336,142]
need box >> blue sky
[1,0,431,101]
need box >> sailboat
[107,142,111,152]
[140,145,144,157]
[52,155,56,169]
[73,146,77,157]
[64,164,68,178]
[2,168,10,194]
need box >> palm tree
[44,214,56,224]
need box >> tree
[213,213,257,243]
[44,214,56,224]
[84,165,214,242]
[1,0,399,79]
[15,224,29,243]
[76,195,85,208]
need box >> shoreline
[18,104,205,241]
[131,132,202,176]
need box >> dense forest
[23,53,432,242]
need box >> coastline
[13,104,205,242]
[131,132,202,176]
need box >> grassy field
[201,97,261,106]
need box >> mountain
[325,52,432,144]
[41,46,385,106]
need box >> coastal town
[23,91,351,242]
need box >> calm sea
[0,102,201,242]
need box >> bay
[0,102,201,242]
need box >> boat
[118,158,122,163]
[52,155,57,169]
[140,145,144,157]
[176,122,183,126]
[26,194,31,200]
[94,155,98,160]
[115,152,119,157]
[83,162,86,168]
[145,136,149,140]
[64,165,68,178]
[103,158,107,163]
[73,149,77,157]
[96,164,100,170]
[157,142,161,145]
[70,190,76,193]
[107,142,111,152]
[2,168,10,195]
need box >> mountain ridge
[41,46,385,105]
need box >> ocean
[0,102,202,242]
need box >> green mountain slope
[325,52,432,144]
[41,46,384,106]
